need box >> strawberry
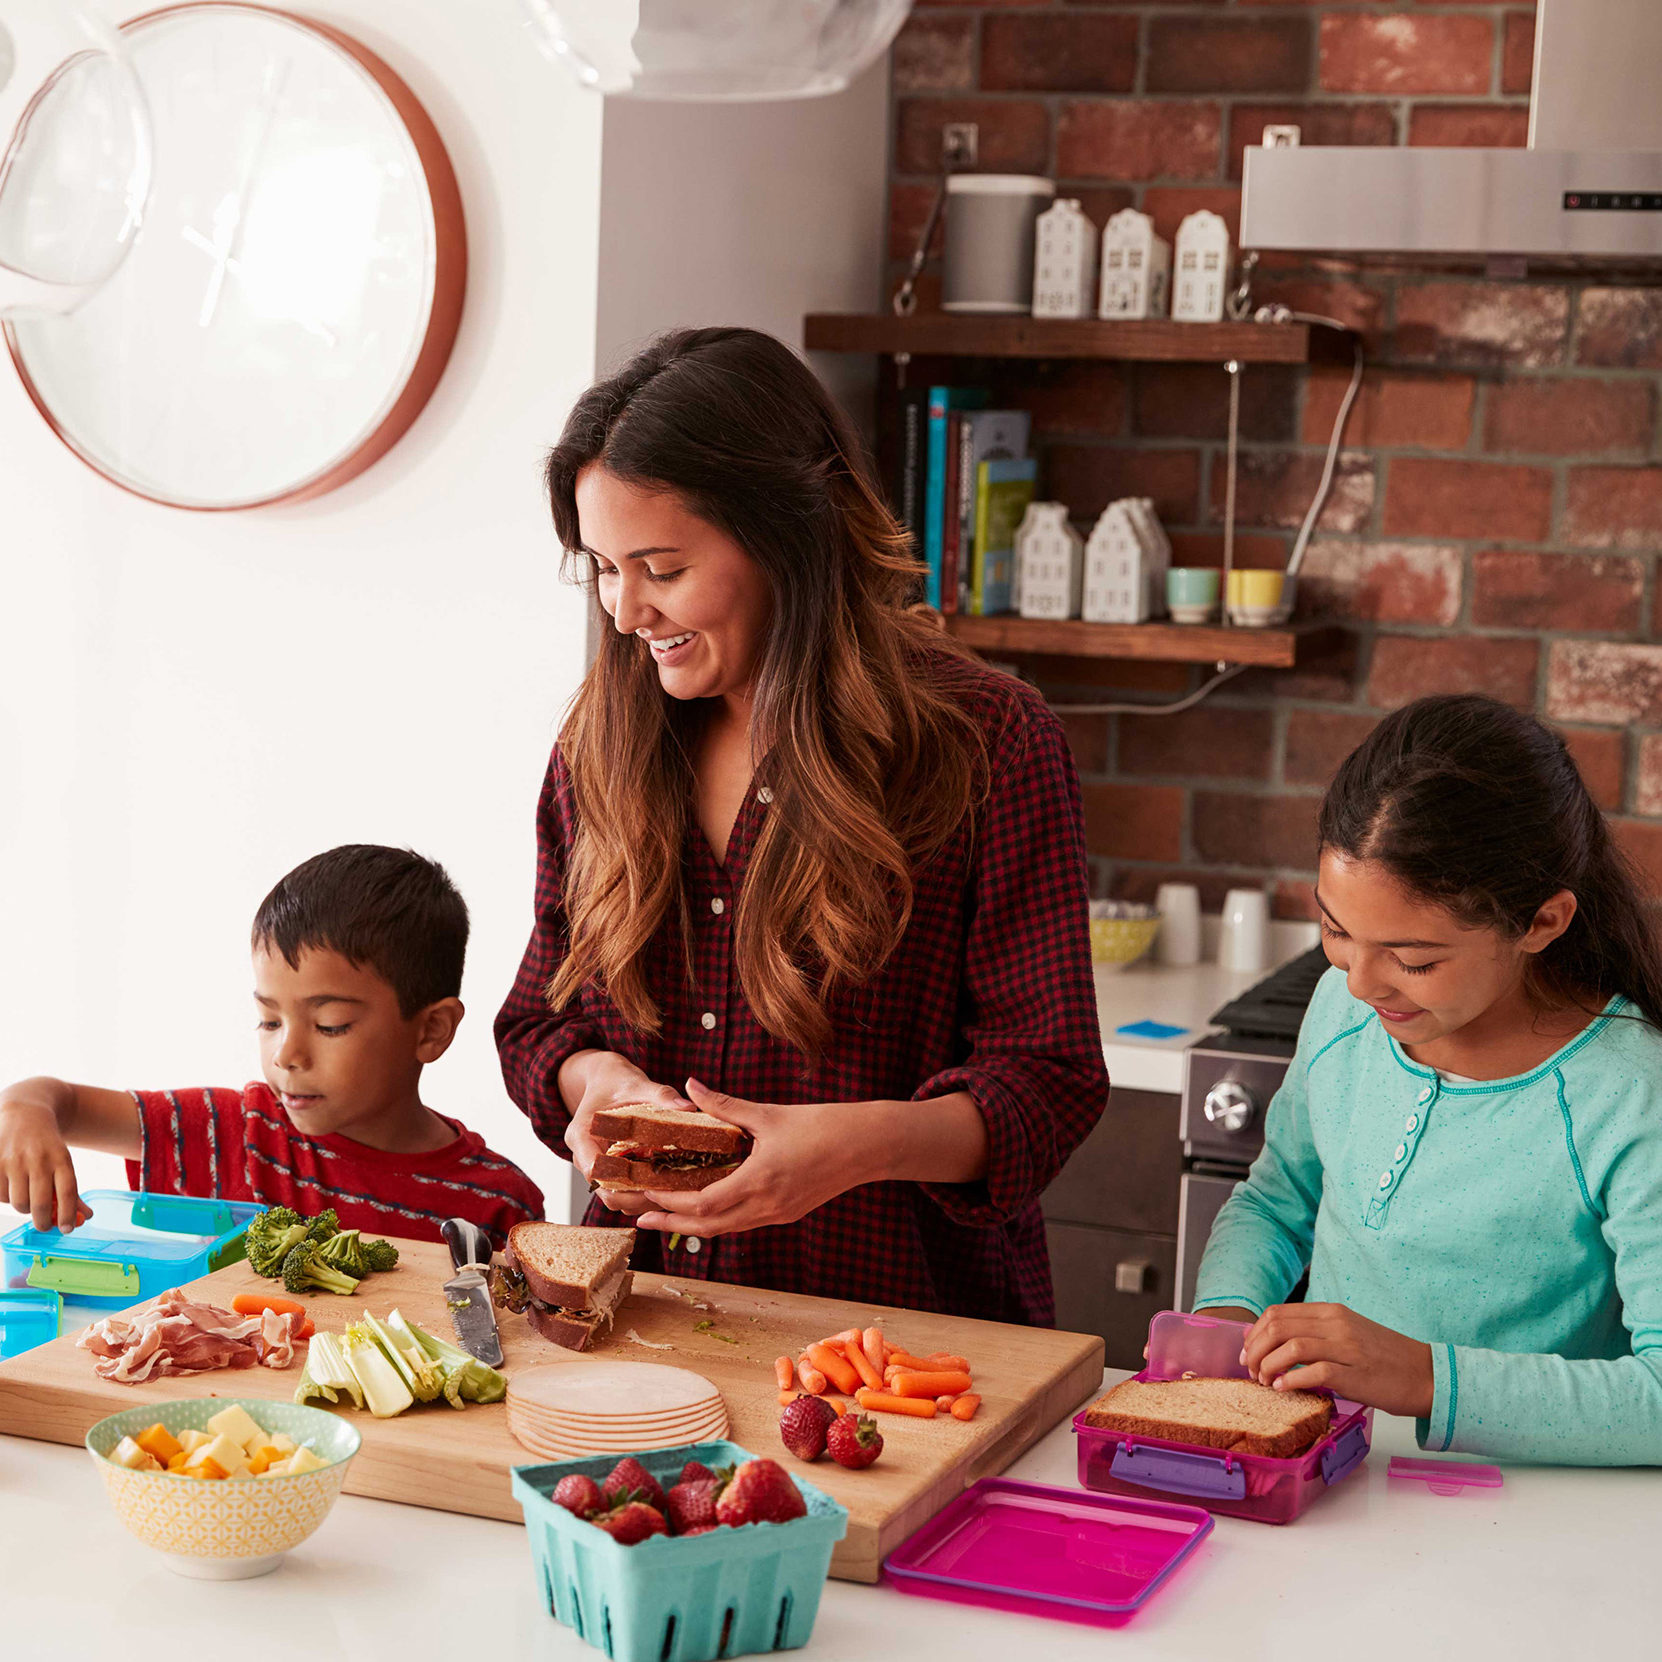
[779,1394,836,1462]
[592,1499,668,1545]
[826,1413,884,1470]
[601,1457,666,1513]
[664,1477,721,1535]
[552,1473,606,1518]
[679,1459,716,1485]
[714,1458,807,1527]
[680,1524,719,1536]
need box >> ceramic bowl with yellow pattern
[1089,902,1162,970]
[86,1397,360,1579]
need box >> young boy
[0,844,544,1247]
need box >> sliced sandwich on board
[590,1104,752,1197]
[493,1222,635,1352]
[1083,1376,1332,1459]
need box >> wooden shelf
[943,615,1335,669]
[804,313,1311,364]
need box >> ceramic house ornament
[1014,501,1084,619]
[1097,208,1170,321]
[1031,199,1098,320]
[1083,497,1172,623]
[1171,209,1231,324]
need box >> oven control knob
[1203,1080,1257,1135]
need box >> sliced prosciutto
[78,1288,304,1384]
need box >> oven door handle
[1109,1440,1247,1501]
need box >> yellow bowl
[1090,915,1161,969]
[85,1397,360,1580]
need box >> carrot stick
[886,1351,933,1372]
[841,1337,884,1392]
[823,1396,850,1417]
[861,1327,886,1373]
[856,1388,937,1419]
[797,1358,828,1395]
[805,1342,861,1396]
[892,1370,973,1398]
[778,1390,797,1407]
[922,1354,971,1373]
[935,1396,956,1411]
[950,1393,982,1422]
[774,1355,794,1392]
[827,1328,862,1346]
[232,1293,306,1321]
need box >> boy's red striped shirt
[124,1082,545,1249]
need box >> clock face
[4,4,465,509]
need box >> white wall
[0,6,890,1228]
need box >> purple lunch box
[884,1477,1213,1628]
[1074,1311,1373,1525]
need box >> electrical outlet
[942,123,978,169]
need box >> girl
[1194,693,1662,1463]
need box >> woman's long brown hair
[545,327,990,1058]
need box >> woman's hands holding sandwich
[1242,1302,1435,1419]
[557,1049,693,1216]
[629,1077,990,1238]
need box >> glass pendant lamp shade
[522,0,912,101]
[0,2,150,316]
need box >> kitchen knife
[440,1217,504,1368]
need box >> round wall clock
[3,3,465,510]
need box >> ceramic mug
[1225,568,1292,627]
[1154,882,1202,966]
[1165,568,1220,624]
[1218,887,1270,973]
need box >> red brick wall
[885,0,1662,917]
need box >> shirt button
[685,1236,701,1254]
[1405,1113,1420,1133]
[700,1011,717,1031]
[710,897,725,916]
[1417,1086,1434,1106]
[1394,1142,1408,1162]
[1378,1171,1393,1190]
[757,787,775,805]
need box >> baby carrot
[806,1342,861,1397]
[886,1351,933,1372]
[922,1354,971,1373]
[798,1357,828,1394]
[935,1395,956,1411]
[861,1327,886,1373]
[778,1390,797,1407]
[774,1355,794,1391]
[841,1337,884,1392]
[856,1388,937,1419]
[824,1396,850,1417]
[892,1370,973,1398]
[232,1293,306,1320]
[950,1393,982,1422]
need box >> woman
[495,327,1108,1323]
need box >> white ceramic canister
[943,175,1057,314]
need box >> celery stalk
[341,1323,414,1417]
[294,1331,364,1410]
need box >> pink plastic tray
[884,1477,1213,1628]
[1074,1311,1374,1525]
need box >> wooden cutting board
[0,1238,1103,1581]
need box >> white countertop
[1097,919,1319,1095]
[3,1369,1648,1659]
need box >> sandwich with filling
[589,1104,752,1197]
[491,1221,635,1351]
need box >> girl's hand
[560,1053,692,1216]
[632,1078,888,1238]
[1242,1302,1434,1419]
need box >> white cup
[1218,888,1271,973]
[1154,882,1202,967]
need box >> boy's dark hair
[251,845,468,1017]
[1320,694,1662,1029]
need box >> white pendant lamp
[522,0,912,101]
[0,2,150,317]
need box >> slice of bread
[589,1104,749,1156]
[1084,1376,1332,1459]
[506,1222,635,1311]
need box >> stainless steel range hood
[1242,0,1662,264]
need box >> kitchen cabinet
[1045,1221,1177,1369]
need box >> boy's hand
[0,1099,91,1233]
[1242,1302,1434,1419]
[559,1052,692,1215]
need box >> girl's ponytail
[1320,695,1662,1030]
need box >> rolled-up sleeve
[912,698,1109,1226]
[494,749,608,1161]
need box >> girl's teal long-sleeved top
[1193,966,1662,1465]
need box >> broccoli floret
[362,1237,399,1274]
[280,1240,361,1297]
[314,1229,367,1278]
[246,1207,311,1278]
[305,1207,341,1243]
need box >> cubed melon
[278,1445,327,1476]
[111,1436,159,1471]
[268,1432,297,1454]
[134,1423,183,1464]
[177,1429,213,1456]
[206,1404,266,1451]
[191,1456,229,1481]
[196,1433,249,1475]
[166,1453,189,1473]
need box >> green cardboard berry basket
[512,1440,847,1662]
